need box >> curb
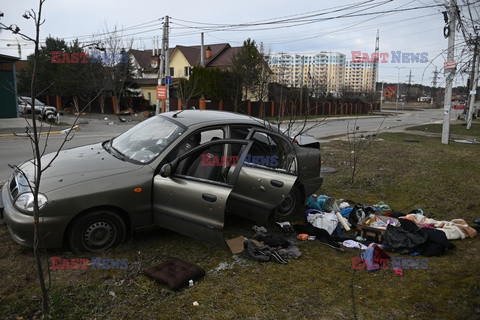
[0,125,80,138]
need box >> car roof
[160,110,267,128]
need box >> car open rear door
[152,139,251,243]
[226,129,298,224]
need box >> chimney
[205,46,212,60]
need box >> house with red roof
[129,44,242,106]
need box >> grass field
[1,125,479,320]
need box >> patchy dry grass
[1,129,480,320]
[407,121,480,138]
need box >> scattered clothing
[306,211,338,235]
[342,240,368,250]
[384,219,456,256]
[404,214,477,239]
[394,267,403,276]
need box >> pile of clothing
[305,195,478,268]
[242,225,301,264]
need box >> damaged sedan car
[1,110,323,252]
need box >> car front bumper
[1,181,69,248]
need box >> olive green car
[1,110,322,252]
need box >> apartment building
[344,60,376,92]
[267,52,375,94]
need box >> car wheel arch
[63,205,131,249]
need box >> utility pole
[300,55,304,112]
[373,29,380,93]
[466,37,479,129]
[155,18,167,115]
[441,0,457,144]
[165,15,170,112]
[200,32,205,67]
[406,69,414,100]
[380,82,384,111]
[431,67,439,106]
[394,66,404,110]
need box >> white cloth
[307,211,338,235]
[342,240,367,250]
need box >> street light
[394,66,405,110]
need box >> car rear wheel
[67,210,126,253]
[274,186,302,220]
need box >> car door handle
[202,193,217,202]
[270,180,284,188]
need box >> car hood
[17,143,142,193]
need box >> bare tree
[346,116,385,185]
[1,0,49,312]
[256,42,272,117]
[92,25,138,113]
[1,2,109,314]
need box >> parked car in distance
[18,96,59,123]
[1,110,323,252]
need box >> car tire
[67,210,126,253]
[274,186,302,220]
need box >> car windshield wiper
[106,139,127,161]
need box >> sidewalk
[0,118,71,136]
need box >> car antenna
[173,106,195,118]
[172,110,183,118]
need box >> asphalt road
[0,109,444,185]
[0,115,138,184]
[305,108,445,141]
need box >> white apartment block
[267,52,375,93]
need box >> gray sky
[1,0,478,87]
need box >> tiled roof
[175,43,231,67]
[207,47,242,68]
[129,48,173,72]
[130,43,243,73]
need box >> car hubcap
[84,221,115,250]
[278,194,295,216]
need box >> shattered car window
[110,116,185,163]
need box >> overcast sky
[1,0,478,87]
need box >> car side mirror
[159,163,172,178]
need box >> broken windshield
[110,116,185,164]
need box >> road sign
[156,86,167,99]
[165,76,172,85]
[444,61,456,72]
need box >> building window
[169,67,174,76]
[184,66,192,77]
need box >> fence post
[219,100,223,111]
[56,95,62,110]
[112,96,118,114]
[199,97,206,110]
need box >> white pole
[441,0,457,144]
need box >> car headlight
[14,193,48,213]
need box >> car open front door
[152,139,251,243]
[227,129,298,224]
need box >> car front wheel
[67,210,126,253]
